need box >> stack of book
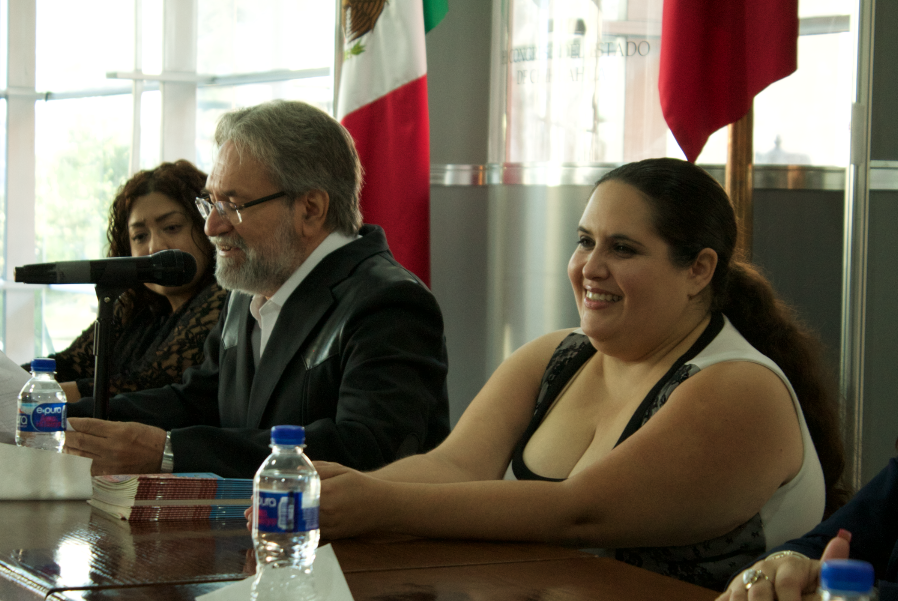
[88,473,253,522]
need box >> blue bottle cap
[820,559,875,593]
[30,358,56,372]
[271,425,305,446]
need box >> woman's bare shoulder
[462,328,582,422]
[506,328,581,368]
[681,360,792,403]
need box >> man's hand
[65,417,167,476]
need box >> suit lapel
[244,225,391,427]
[220,293,257,424]
[246,280,335,427]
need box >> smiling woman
[566,179,719,359]
[24,160,226,402]
[308,157,847,592]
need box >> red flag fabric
[659,0,799,162]
[337,1,445,286]
[341,77,431,283]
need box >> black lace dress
[511,313,768,590]
[25,282,226,398]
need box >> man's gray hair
[214,100,363,235]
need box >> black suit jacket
[69,225,450,477]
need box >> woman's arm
[320,359,806,547]
[350,329,572,484]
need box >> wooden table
[0,501,718,600]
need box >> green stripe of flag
[423,0,448,33]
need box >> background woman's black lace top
[24,282,226,398]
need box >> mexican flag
[659,0,799,162]
[337,0,448,285]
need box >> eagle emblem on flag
[342,0,387,43]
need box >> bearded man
[65,100,450,478]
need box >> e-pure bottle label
[18,403,66,433]
[257,491,318,533]
[257,491,295,533]
[299,494,319,531]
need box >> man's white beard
[212,218,302,296]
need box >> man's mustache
[209,235,247,252]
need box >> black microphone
[14,249,198,287]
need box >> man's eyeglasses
[195,191,288,225]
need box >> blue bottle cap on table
[271,425,305,446]
[30,358,56,372]
[820,559,875,593]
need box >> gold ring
[767,550,808,561]
[742,568,769,590]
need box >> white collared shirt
[249,230,358,365]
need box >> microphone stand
[91,265,130,420]
[12,249,196,419]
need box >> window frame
[0,0,339,362]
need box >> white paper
[197,545,354,601]
[0,443,93,500]
[0,351,33,445]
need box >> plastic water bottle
[819,559,876,601]
[16,358,66,452]
[251,425,320,601]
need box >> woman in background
[27,160,225,401]
[302,158,846,591]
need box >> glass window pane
[752,30,853,167]
[683,0,854,166]
[0,99,7,278]
[195,78,332,171]
[141,0,163,75]
[197,0,335,75]
[35,96,132,353]
[138,89,162,171]
[35,96,131,262]
[489,0,665,164]
[36,0,133,92]
[687,128,728,165]
[800,0,847,18]
[39,288,98,356]
[493,0,853,167]
[0,98,6,353]
[0,0,7,89]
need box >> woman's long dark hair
[106,160,213,324]
[597,157,848,516]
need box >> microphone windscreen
[151,250,198,286]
